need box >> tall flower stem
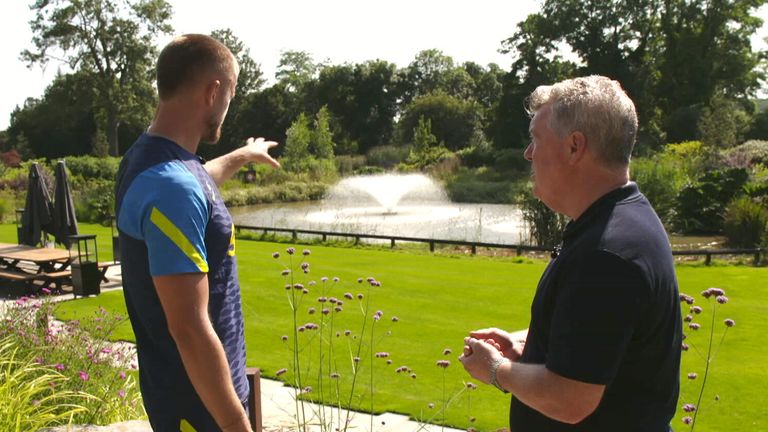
[691,303,717,432]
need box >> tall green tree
[283,113,311,169]
[399,92,482,151]
[22,0,173,156]
[310,106,334,159]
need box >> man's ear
[204,79,221,107]
[568,131,587,164]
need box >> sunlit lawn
[4,224,764,431]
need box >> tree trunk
[107,109,120,156]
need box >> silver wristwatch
[489,357,510,393]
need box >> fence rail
[234,225,764,266]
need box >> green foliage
[698,95,752,148]
[722,140,768,166]
[74,179,116,224]
[65,156,121,181]
[334,155,367,176]
[283,113,312,170]
[722,196,768,248]
[519,185,568,247]
[310,106,335,159]
[399,92,482,152]
[221,181,328,206]
[674,168,750,233]
[0,337,87,431]
[365,145,410,169]
[0,296,144,428]
[631,156,688,224]
[23,0,173,155]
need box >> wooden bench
[0,269,44,295]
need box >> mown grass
[3,224,764,431]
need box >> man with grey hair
[460,75,682,431]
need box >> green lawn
[5,224,765,431]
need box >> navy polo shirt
[115,134,247,431]
[510,183,682,431]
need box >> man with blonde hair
[460,75,682,431]
[116,34,279,432]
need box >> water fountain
[230,173,526,244]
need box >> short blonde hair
[527,75,637,167]
[156,34,237,100]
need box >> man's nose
[523,143,533,161]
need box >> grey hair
[526,75,638,168]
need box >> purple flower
[344,330,351,336]
[118,389,126,398]
[691,306,702,314]
[276,368,287,376]
[302,288,309,294]
[286,247,296,255]
[303,386,312,393]
[681,343,689,351]
[281,269,290,276]
[443,348,452,355]
[436,360,451,368]
[284,284,291,290]
[716,295,728,304]
[724,319,735,327]
[687,372,697,380]
[353,357,361,363]
[41,287,51,294]
[410,373,417,379]
[119,371,126,380]
[101,348,112,354]
[466,382,477,390]
[322,308,330,315]
[344,292,354,300]
[682,417,693,425]
[357,278,363,283]
[367,277,375,283]
[272,252,280,259]
[680,294,695,304]
[318,296,327,303]
[684,315,693,322]
[375,352,390,358]
[281,335,288,342]
[391,316,399,322]
[298,326,306,332]
[321,277,329,283]
[302,249,311,256]
[308,308,316,315]
[428,403,435,409]
[683,403,696,412]
[293,283,304,290]
[688,323,701,331]
[78,371,90,381]
[709,288,725,297]
[357,293,364,300]
[333,277,340,282]
[334,306,343,312]
[329,297,338,304]
[330,372,340,379]
[54,363,65,371]
[301,262,309,271]
[386,359,392,365]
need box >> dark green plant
[519,185,568,247]
[632,156,688,225]
[722,196,768,248]
[674,168,750,233]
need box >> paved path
[5,265,467,432]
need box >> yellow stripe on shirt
[149,207,209,273]
[180,419,197,432]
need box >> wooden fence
[234,225,764,266]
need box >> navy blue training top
[115,134,247,431]
[510,183,682,431]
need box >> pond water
[229,201,526,244]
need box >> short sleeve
[117,161,210,275]
[545,250,647,385]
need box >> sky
[1,0,767,131]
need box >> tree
[6,71,98,158]
[283,113,311,169]
[310,106,334,159]
[276,50,319,93]
[314,60,400,154]
[398,92,482,151]
[22,0,173,156]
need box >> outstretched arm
[204,137,279,186]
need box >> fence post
[391,239,395,248]
[292,231,297,241]
[755,249,762,267]
[354,236,360,245]
[322,233,327,242]
[246,368,262,432]
[705,253,711,266]
[471,244,477,255]
[429,241,435,252]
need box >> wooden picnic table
[0,242,73,273]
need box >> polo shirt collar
[562,182,640,242]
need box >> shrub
[631,156,688,225]
[74,179,115,224]
[63,156,121,181]
[446,179,514,204]
[366,145,410,169]
[335,155,367,175]
[674,168,750,234]
[722,196,768,248]
[518,185,568,247]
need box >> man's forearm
[497,362,603,424]
[174,323,251,432]
[204,148,249,186]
